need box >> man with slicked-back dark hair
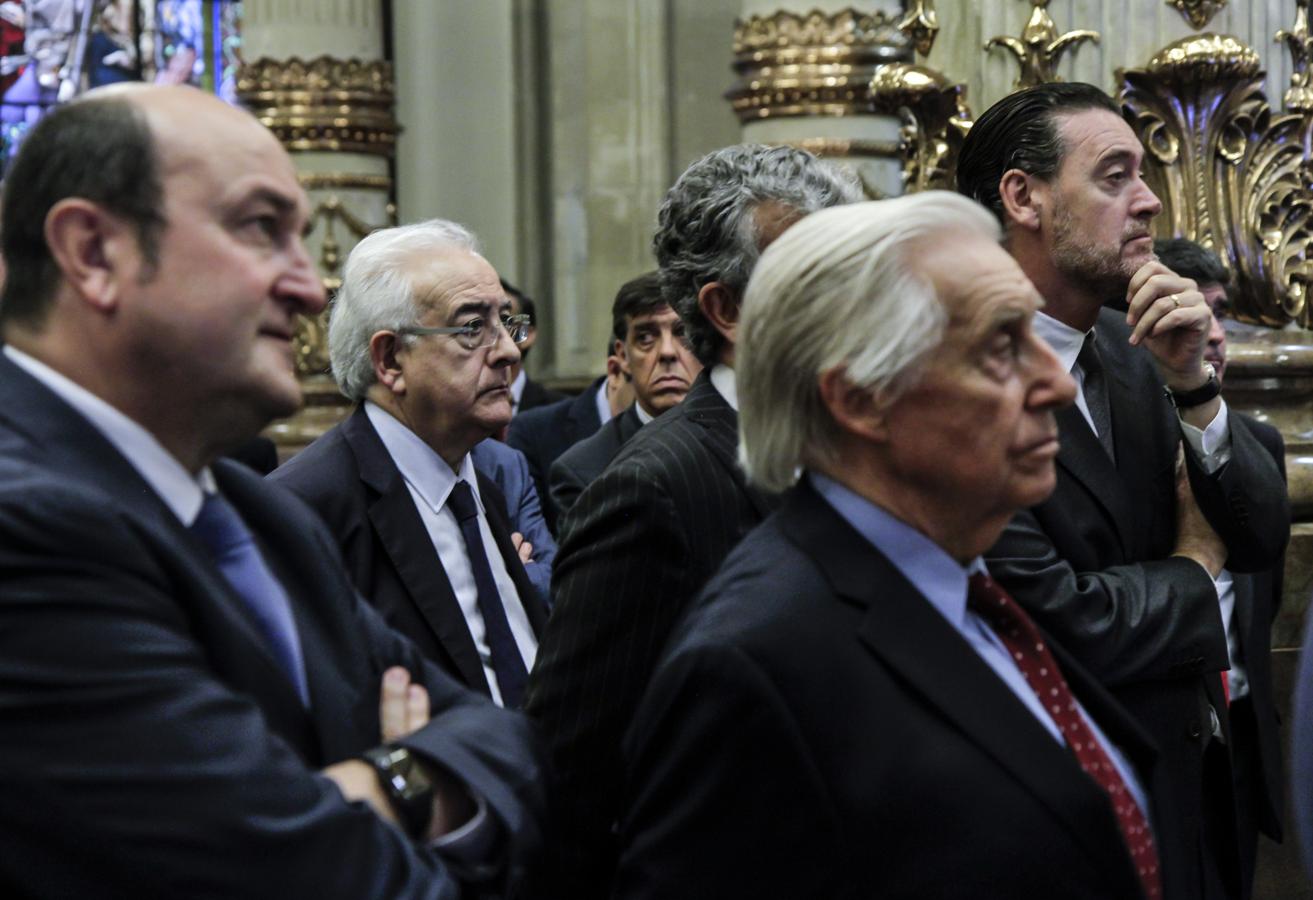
[957,82,1288,900]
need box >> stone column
[237,0,397,454]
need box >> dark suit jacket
[985,308,1289,900]
[518,374,566,414]
[0,354,543,898]
[616,481,1158,900]
[526,371,778,899]
[1227,415,1285,896]
[547,403,643,521]
[271,406,548,698]
[507,377,605,532]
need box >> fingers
[380,666,431,741]
[1126,268,1207,346]
[512,531,533,563]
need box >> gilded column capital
[725,7,912,123]
[1120,34,1313,327]
[236,55,398,156]
[1166,0,1228,31]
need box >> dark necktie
[1076,331,1116,463]
[446,480,528,708]
[967,572,1161,900]
[191,491,310,705]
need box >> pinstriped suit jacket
[525,371,778,899]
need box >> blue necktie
[446,479,528,707]
[191,491,310,705]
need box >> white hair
[737,191,1002,491]
[327,218,479,401]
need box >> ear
[43,199,132,313]
[614,337,633,378]
[998,168,1043,233]
[369,331,406,395]
[697,281,739,347]
[817,366,888,444]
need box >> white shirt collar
[1031,310,1086,375]
[364,400,483,515]
[709,364,737,410]
[4,345,214,525]
[593,378,614,424]
[509,369,526,409]
[634,401,654,426]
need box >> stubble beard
[1050,203,1141,307]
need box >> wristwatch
[1165,363,1220,409]
[362,744,434,838]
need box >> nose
[278,238,327,315]
[1131,176,1162,220]
[657,326,680,360]
[1207,311,1226,349]
[1026,333,1078,411]
[487,320,522,368]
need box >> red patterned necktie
[967,572,1162,900]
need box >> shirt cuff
[1179,399,1231,474]
[430,796,495,861]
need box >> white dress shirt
[364,402,537,706]
[509,369,527,416]
[592,377,614,426]
[709,364,737,410]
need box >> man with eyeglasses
[274,218,548,708]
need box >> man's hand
[512,531,534,564]
[1125,259,1212,389]
[1172,446,1226,578]
[324,666,477,841]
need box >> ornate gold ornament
[1119,33,1313,325]
[867,64,973,193]
[1278,0,1313,112]
[725,8,911,122]
[291,194,398,377]
[897,0,939,58]
[298,172,393,192]
[236,56,399,156]
[1167,0,1228,30]
[985,0,1100,89]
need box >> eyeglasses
[400,313,532,350]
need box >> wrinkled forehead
[407,248,506,316]
[1053,107,1143,175]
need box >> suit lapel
[0,357,320,754]
[682,375,777,520]
[1055,403,1135,560]
[779,484,1142,878]
[341,409,490,695]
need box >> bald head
[0,85,288,331]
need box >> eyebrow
[1094,148,1141,169]
[449,298,511,321]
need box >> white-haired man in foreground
[615,192,1166,900]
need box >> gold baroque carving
[986,0,1100,90]
[867,64,973,193]
[726,8,911,122]
[1278,0,1313,112]
[236,56,398,156]
[791,138,902,160]
[1119,32,1313,326]
[292,195,398,377]
[897,0,939,58]
[1167,0,1228,30]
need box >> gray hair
[327,218,479,401]
[738,191,1002,491]
[653,144,862,367]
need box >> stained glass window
[0,0,242,171]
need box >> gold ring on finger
[1170,294,1181,308]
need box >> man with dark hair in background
[547,270,701,519]
[1153,237,1287,895]
[956,82,1288,900]
[526,143,861,899]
